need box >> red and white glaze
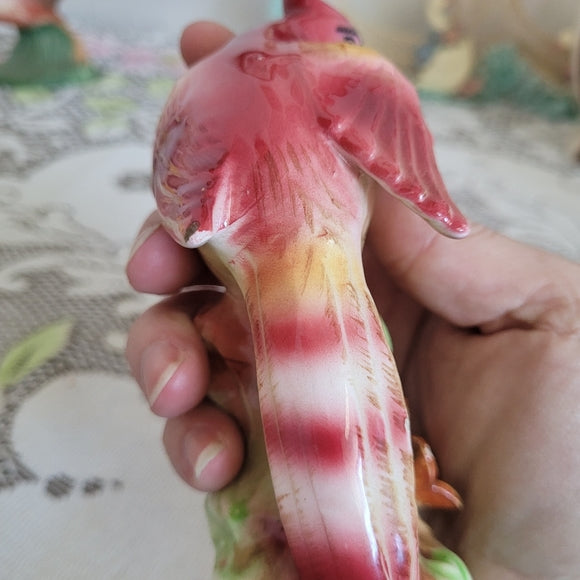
[153,2,469,578]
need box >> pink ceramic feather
[153,1,471,578]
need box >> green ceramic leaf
[0,319,74,389]
[421,547,473,580]
[380,316,393,351]
[229,501,249,523]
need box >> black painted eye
[336,26,360,45]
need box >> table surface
[1,15,579,580]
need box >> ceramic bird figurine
[0,0,59,26]
[153,1,471,578]
[0,0,94,86]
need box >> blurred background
[59,0,579,59]
[59,0,578,39]
[61,0,274,38]
[59,0,579,108]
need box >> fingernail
[140,341,184,407]
[184,429,226,483]
[128,221,162,262]
[194,441,226,481]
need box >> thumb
[180,22,234,67]
[367,191,580,334]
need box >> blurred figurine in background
[572,19,580,160]
[0,0,95,86]
[415,0,579,119]
[414,0,480,97]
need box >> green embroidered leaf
[147,77,175,99]
[0,319,74,389]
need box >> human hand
[363,185,580,579]
[126,22,580,580]
[126,22,243,492]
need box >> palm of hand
[367,243,580,579]
[413,318,579,578]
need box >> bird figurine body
[153,1,471,578]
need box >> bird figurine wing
[301,43,469,238]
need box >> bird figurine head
[270,0,362,45]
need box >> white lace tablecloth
[1,23,579,580]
